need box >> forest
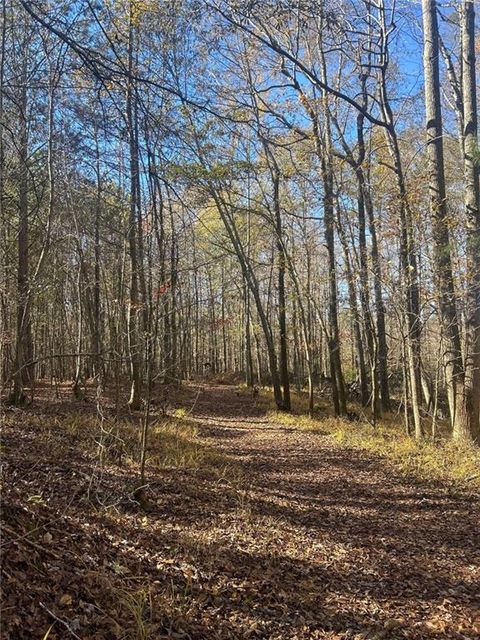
[0,0,479,639]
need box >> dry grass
[264,391,480,490]
[62,412,227,471]
[116,587,153,640]
[148,419,226,469]
[330,420,480,488]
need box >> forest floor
[1,382,479,640]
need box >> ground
[1,383,479,639]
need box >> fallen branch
[0,524,61,560]
[39,602,82,640]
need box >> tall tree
[126,1,143,409]
[10,13,33,405]
[422,0,478,442]
[460,0,480,441]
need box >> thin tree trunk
[126,6,142,409]
[93,127,103,383]
[336,205,369,406]
[244,283,254,387]
[11,40,32,404]
[272,164,291,410]
[365,183,390,412]
[377,0,422,437]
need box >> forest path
[1,383,479,640]
[176,383,480,639]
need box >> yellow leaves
[195,199,224,247]
[107,0,155,26]
[424,616,448,633]
[129,0,156,25]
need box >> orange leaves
[157,281,171,296]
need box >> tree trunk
[336,205,369,407]
[11,43,32,405]
[93,127,103,382]
[422,0,466,437]
[244,283,254,387]
[364,180,390,412]
[377,0,423,437]
[126,7,142,409]
[272,165,291,410]
[459,0,480,441]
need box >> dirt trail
[184,385,480,639]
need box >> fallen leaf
[59,594,73,606]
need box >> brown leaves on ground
[1,383,479,639]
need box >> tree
[422,0,479,442]
[460,0,480,441]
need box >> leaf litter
[1,383,479,639]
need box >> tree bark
[11,33,33,404]
[460,0,480,441]
[126,6,142,409]
[272,163,291,410]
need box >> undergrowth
[62,413,226,471]
[330,420,480,488]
